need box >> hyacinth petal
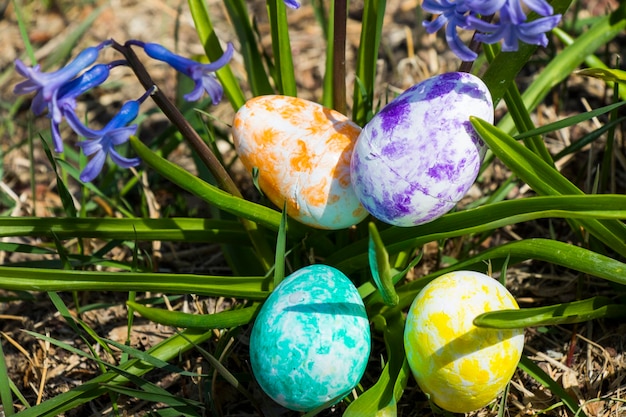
[51,120,64,153]
[108,125,138,146]
[13,61,41,95]
[500,28,521,51]
[183,84,204,102]
[57,64,111,101]
[519,14,562,36]
[466,15,499,32]
[203,42,235,72]
[109,149,141,168]
[466,0,506,15]
[142,43,196,75]
[201,75,224,103]
[79,150,107,183]
[106,101,140,130]
[445,22,477,61]
[30,92,47,116]
[423,14,448,33]
[283,0,300,8]
[523,0,554,16]
[64,109,103,139]
[422,0,447,13]
[76,138,103,156]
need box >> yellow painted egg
[232,95,368,229]
[403,271,524,413]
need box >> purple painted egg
[350,72,494,227]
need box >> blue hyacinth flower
[468,1,561,52]
[129,40,234,103]
[64,97,144,182]
[284,0,301,8]
[421,0,561,61]
[50,61,127,152]
[13,40,111,151]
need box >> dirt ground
[1,0,625,416]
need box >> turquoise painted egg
[249,264,371,411]
[350,72,494,227]
[403,271,525,413]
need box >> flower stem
[111,39,274,273]
[111,40,239,196]
[333,0,347,114]
[459,14,494,73]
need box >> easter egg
[249,264,371,411]
[403,271,524,413]
[350,72,494,227]
[233,95,368,229]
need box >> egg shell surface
[403,271,524,413]
[350,72,494,227]
[249,264,371,412]
[233,95,368,229]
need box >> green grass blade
[13,327,215,417]
[471,117,626,256]
[127,301,260,329]
[344,313,409,416]
[474,296,626,328]
[328,194,626,273]
[98,385,202,416]
[554,117,626,161]
[0,217,247,243]
[0,337,14,416]
[187,0,246,110]
[0,266,269,299]
[389,238,626,313]
[513,100,626,140]
[518,355,586,416]
[273,206,288,288]
[223,0,274,96]
[553,26,626,102]
[266,0,297,96]
[321,0,336,108]
[483,43,553,165]
[130,136,288,233]
[351,0,386,126]
[368,222,399,306]
[576,67,626,83]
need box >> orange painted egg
[404,271,524,413]
[232,95,368,229]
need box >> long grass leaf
[518,356,586,416]
[14,328,214,417]
[471,117,626,256]
[0,217,247,243]
[328,195,626,273]
[474,296,626,328]
[267,0,297,96]
[352,0,386,126]
[187,0,246,110]
[127,301,260,329]
[223,0,274,96]
[388,239,626,313]
[0,267,269,299]
[0,337,14,416]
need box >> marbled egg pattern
[233,95,368,229]
[351,72,494,227]
[250,265,371,412]
[404,271,524,413]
